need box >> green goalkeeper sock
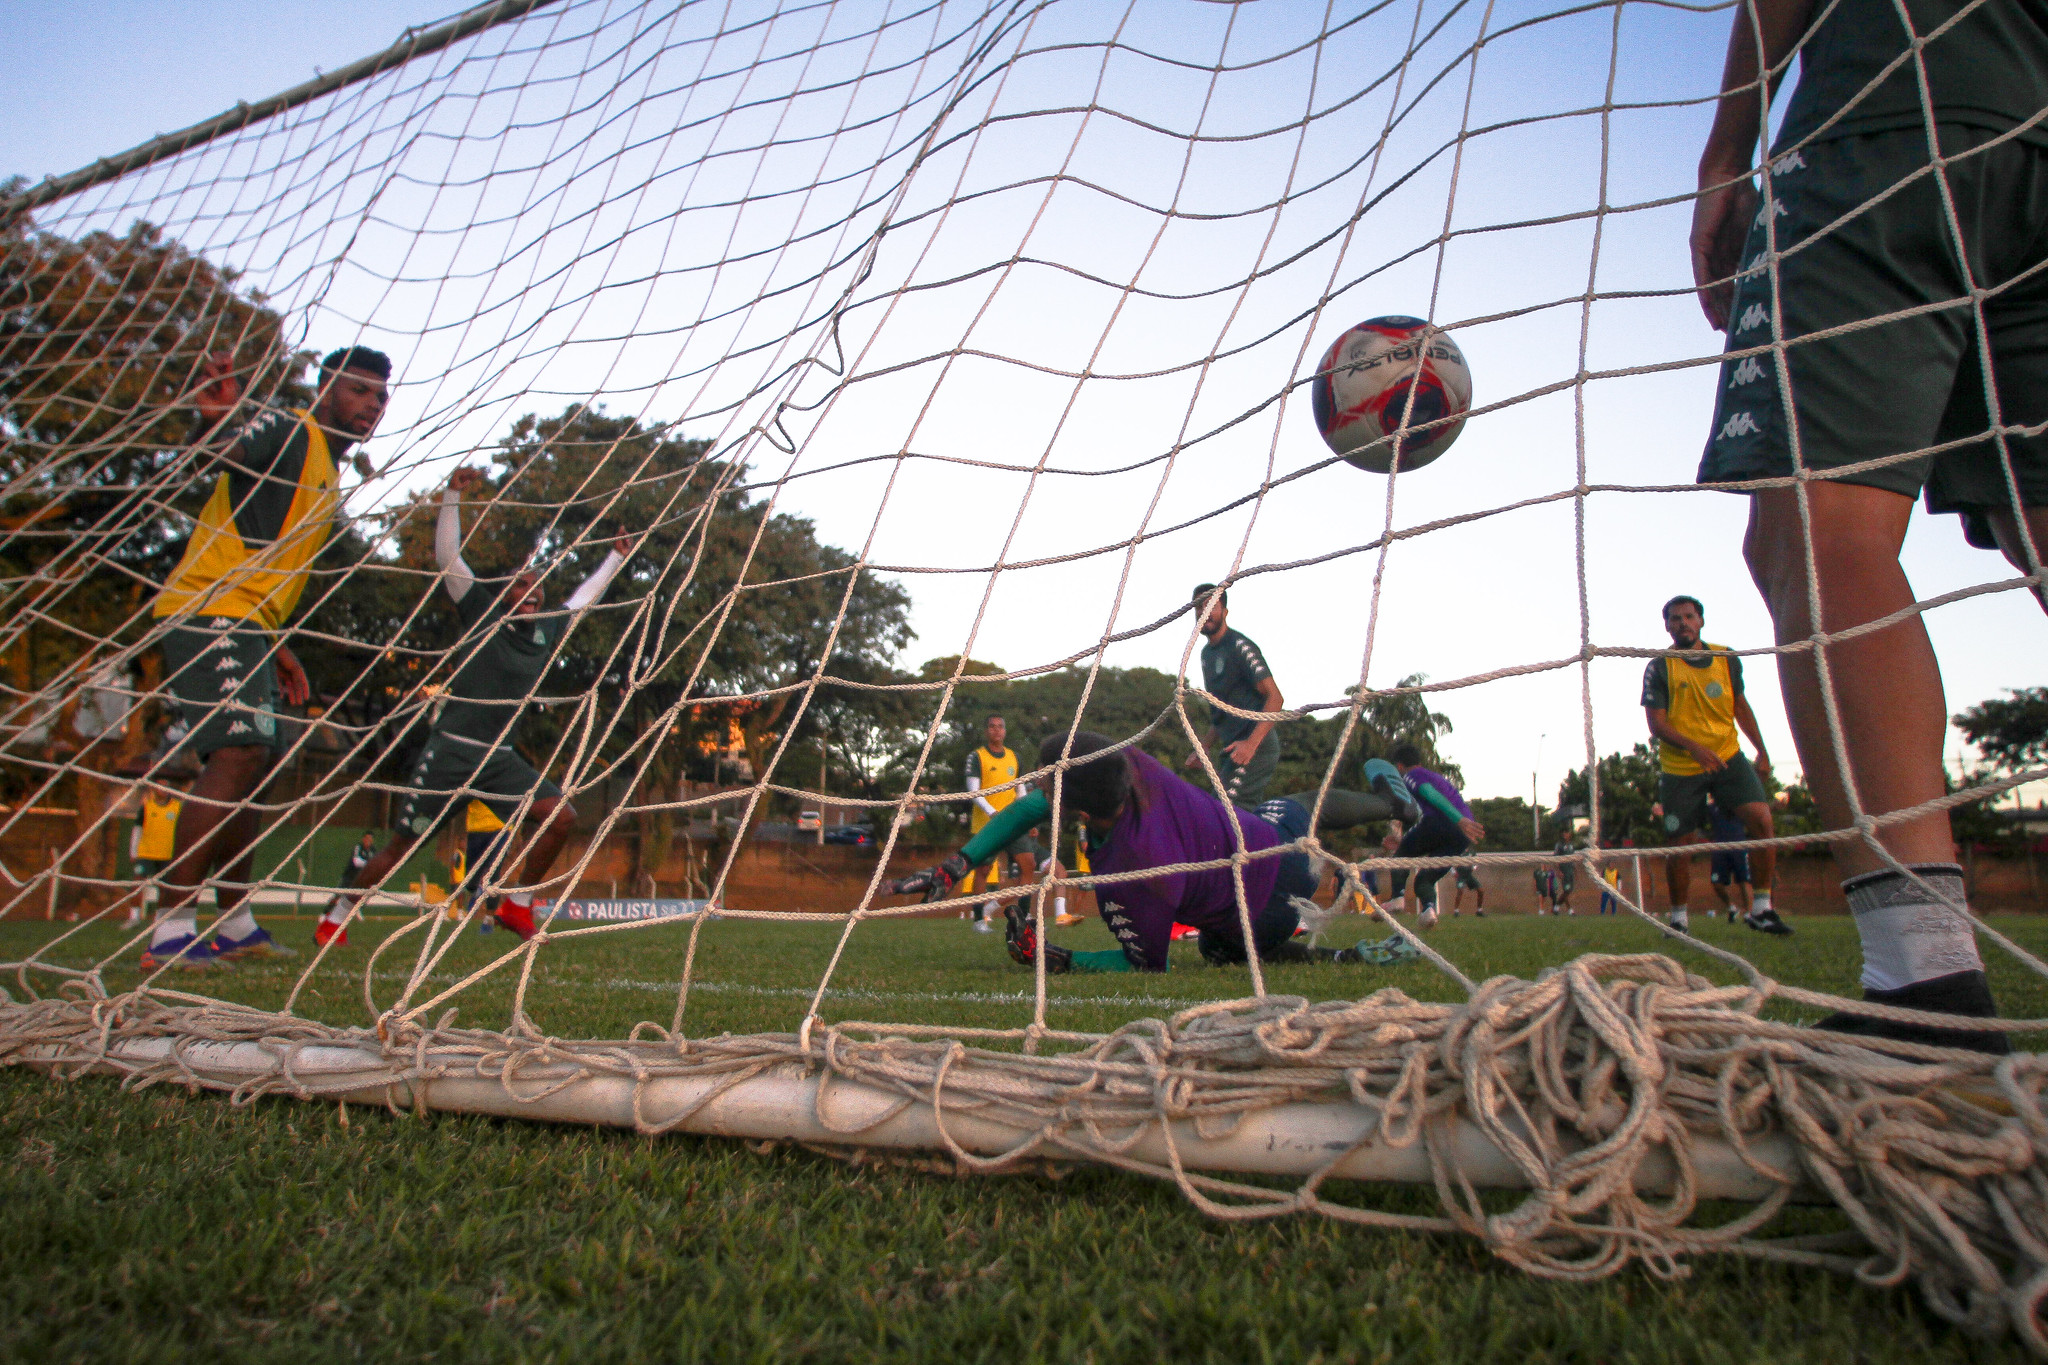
[1067,949,1134,973]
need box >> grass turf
[2,909,2044,1363]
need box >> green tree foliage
[0,210,311,703]
[1266,676,1460,797]
[1954,687,2048,774]
[1556,743,1664,847]
[1467,796,1541,853]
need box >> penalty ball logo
[1310,316,1472,474]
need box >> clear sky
[8,0,2045,813]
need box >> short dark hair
[320,346,392,381]
[1037,730,1132,821]
[983,714,1004,728]
[1390,742,1425,767]
[1661,594,1703,620]
[1192,582,1226,607]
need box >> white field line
[364,971,1215,1011]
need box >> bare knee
[1736,802,1774,838]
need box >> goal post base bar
[15,1033,1810,1203]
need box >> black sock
[1816,969,2011,1056]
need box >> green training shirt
[1776,0,2048,151]
[1199,627,1273,747]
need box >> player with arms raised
[317,468,629,943]
[142,347,390,970]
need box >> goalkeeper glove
[888,852,970,902]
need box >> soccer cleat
[214,926,298,960]
[1666,910,1689,933]
[1362,758,1422,826]
[1054,912,1083,927]
[974,918,994,932]
[313,918,349,948]
[1418,907,1440,932]
[139,934,234,972]
[1742,908,1794,936]
[1001,902,1072,972]
[493,900,538,941]
[1333,934,1423,967]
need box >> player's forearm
[1733,696,1771,761]
[1418,784,1465,823]
[563,549,625,612]
[436,490,475,601]
[959,791,1050,865]
[1701,0,1817,177]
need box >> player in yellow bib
[142,348,391,971]
[126,779,188,925]
[1641,595,1787,936]
[960,715,1044,930]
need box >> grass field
[3,909,2045,1363]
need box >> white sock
[320,895,356,927]
[1054,895,1068,919]
[1751,890,1772,914]
[215,904,259,942]
[151,913,198,947]
[1846,864,1982,992]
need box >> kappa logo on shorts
[226,720,251,736]
[214,656,239,670]
[207,618,236,631]
[217,678,241,694]
[1718,411,1761,441]
[1735,303,1768,333]
[1752,198,1789,228]
[1729,356,1766,387]
[1769,150,1807,177]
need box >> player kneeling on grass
[316,469,629,944]
[892,731,1424,973]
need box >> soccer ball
[1310,316,1472,473]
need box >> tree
[1955,688,2048,774]
[1556,743,1663,847]
[1267,674,1460,797]
[0,209,317,883]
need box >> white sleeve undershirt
[437,489,475,604]
[563,548,626,612]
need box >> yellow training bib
[466,800,505,834]
[137,796,181,861]
[1658,642,1741,776]
[968,745,1019,834]
[154,410,340,630]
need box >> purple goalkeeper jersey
[1406,765,1472,827]
[1091,751,1283,968]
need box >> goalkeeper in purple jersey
[892,731,1423,973]
[1382,743,1486,932]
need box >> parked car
[823,824,875,847]
[796,810,822,832]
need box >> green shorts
[1659,754,1768,838]
[393,730,562,840]
[1700,126,2048,538]
[1211,729,1280,807]
[157,620,286,758]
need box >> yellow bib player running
[142,347,391,973]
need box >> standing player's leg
[1726,785,1789,934]
[480,742,578,939]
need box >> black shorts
[394,731,562,841]
[1709,851,1752,886]
[157,620,288,758]
[1659,754,1768,837]
[1453,865,1482,890]
[1701,126,2048,535]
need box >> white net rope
[5,0,2048,1347]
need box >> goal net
[4,0,2048,1347]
